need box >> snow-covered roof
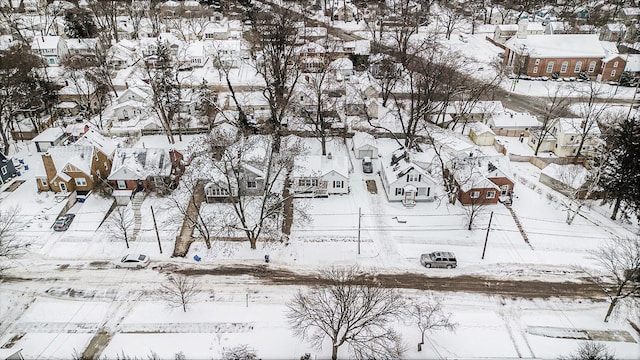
[556,118,601,136]
[31,36,61,50]
[496,23,545,32]
[75,129,119,157]
[469,122,495,136]
[450,155,513,192]
[59,79,96,96]
[65,123,87,136]
[505,34,605,58]
[330,57,353,70]
[45,145,94,176]
[32,127,64,142]
[623,54,640,72]
[66,38,98,51]
[541,163,588,190]
[490,112,541,129]
[293,155,349,179]
[109,148,176,180]
[383,157,433,186]
[606,23,626,32]
[600,41,620,56]
[352,132,376,150]
[622,7,640,16]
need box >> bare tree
[220,345,257,360]
[0,206,24,274]
[531,86,572,156]
[558,341,615,360]
[581,235,640,322]
[246,5,303,149]
[168,171,215,250]
[87,0,119,45]
[287,266,406,360]
[407,297,456,352]
[570,82,613,160]
[106,206,135,249]
[143,40,179,144]
[190,130,305,249]
[160,274,201,312]
[438,2,465,40]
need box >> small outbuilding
[468,122,495,146]
[32,127,66,152]
[352,132,379,159]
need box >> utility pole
[481,211,494,260]
[151,205,162,254]
[357,207,361,255]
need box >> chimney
[327,152,332,159]
[517,19,529,39]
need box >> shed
[352,132,378,159]
[32,127,66,152]
[468,122,495,146]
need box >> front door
[500,185,510,196]
[404,191,415,202]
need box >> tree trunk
[331,344,339,360]
[610,197,621,220]
[604,297,617,322]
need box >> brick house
[35,145,111,193]
[107,148,185,193]
[600,54,626,82]
[504,28,622,82]
[446,155,515,205]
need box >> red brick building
[504,31,625,82]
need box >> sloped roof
[108,148,176,180]
[45,145,94,176]
[505,34,605,58]
[292,155,349,178]
[541,163,588,190]
[31,36,61,50]
[490,112,541,129]
[556,118,601,135]
[383,157,435,186]
[75,129,119,157]
[32,127,64,142]
[352,132,376,149]
[449,155,513,192]
[469,122,495,136]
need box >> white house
[528,117,601,158]
[31,36,67,66]
[111,87,151,122]
[65,38,100,57]
[380,152,438,206]
[487,112,541,136]
[291,154,349,196]
[352,132,378,159]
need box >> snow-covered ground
[1,133,638,359]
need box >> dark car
[362,156,373,174]
[53,214,75,231]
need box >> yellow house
[469,122,496,146]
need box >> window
[546,62,554,73]
[417,187,430,196]
[48,58,55,64]
[104,162,108,169]
[75,177,87,187]
[560,61,568,73]
[486,191,496,199]
[208,187,229,197]
[611,70,616,77]
[588,61,596,72]
[1,166,6,175]
[613,61,619,68]
[534,58,540,65]
[333,180,343,188]
[96,170,100,178]
[574,61,582,73]
[117,180,126,189]
[247,180,257,189]
[298,178,318,187]
[406,173,420,182]
[470,191,480,199]
[95,154,99,161]
[41,178,48,187]
[395,188,404,196]
[570,135,575,142]
[533,66,538,74]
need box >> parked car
[53,214,75,231]
[115,254,150,269]
[420,251,457,269]
[362,156,373,173]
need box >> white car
[115,254,150,269]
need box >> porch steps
[131,192,145,241]
[504,203,533,249]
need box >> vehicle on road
[115,254,151,269]
[53,214,75,231]
[420,251,457,269]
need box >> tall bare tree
[531,86,572,156]
[287,266,406,360]
[246,5,303,149]
[581,235,640,322]
[144,41,179,144]
[407,297,456,352]
[161,274,201,312]
[0,206,24,275]
[570,82,613,160]
[106,206,135,249]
